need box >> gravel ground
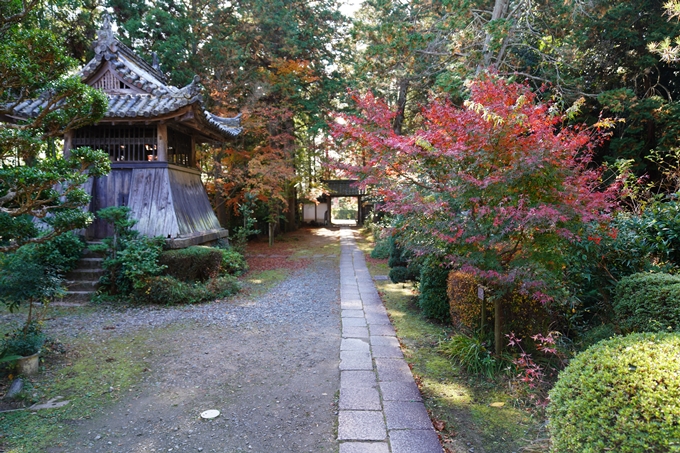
[3,247,342,453]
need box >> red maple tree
[331,74,619,352]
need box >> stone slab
[364,305,389,315]
[341,300,364,310]
[342,325,369,338]
[380,381,422,402]
[370,336,400,347]
[372,344,404,358]
[375,358,414,382]
[383,401,433,430]
[369,324,396,336]
[341,338,370,352]
[343,317,368,327]
[342,309,365,318]
[338,411,386,441]
[340,350,373,370]
[365,313,392,325]
[341,370,377,388]
[389,429,443,453]
[340,387,382,410]
[340,442,390,453]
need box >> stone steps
[61,243,106,302]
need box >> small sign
[477,285,484,301]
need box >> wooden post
[157,124,168,161]
[478,285,485,334]
[327,197,332,225]
[494,296,503,356]
[63,130,73,159]
[190,136,196,167]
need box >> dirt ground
[51,322,341,453]
[3,227,344,453]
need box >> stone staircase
[61,243,105,303]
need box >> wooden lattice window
[92,70,131,91]
[73,126,157,162]
[168,128,192,167]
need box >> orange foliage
[447,271,554,337]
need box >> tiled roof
[5,14,242,140]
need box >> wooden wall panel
[128,168,179,238]
[84,164,222,243]
[168,169,222,236]
[86,168,132,239]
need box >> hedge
[613,272,680,333]
[548,332,680,452]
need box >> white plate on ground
[200,409,220,419]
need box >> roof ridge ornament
[179,75,203,99]
[95,13,117,55]
[152,52,161,72]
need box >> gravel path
[19,248,343,453]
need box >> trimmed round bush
[389,266,411,283]
[446,271,552,336]
[613,272,680,333]
[220,248,248,276]
[206,275,241,298]
[547,332,680,453]
[447,271,483,330]
[159,246,223,282]
[370,238,391,259]
[417,258,450,322]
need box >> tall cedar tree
[108,0,349,231]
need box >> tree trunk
[285,183,297,232]
[392,78,410,135]
[481,0,510,70]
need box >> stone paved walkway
[337,228,444,453]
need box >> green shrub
[134,276,200,305]
[447,271,485,330]
[564,212,677,333]
[1,322,46,358]
[0,246,65,311]
[389,266,411,283]
[370,238,391,259]
[387,236,407,269]
[578,323,617,349]
[133,274,241,305]
[159,246,223,282]
[99,236,166,296]
[439,334,503,378]
[613,272,680,333]
[205,275,241,298]
[34,232,84,274]
[547,332,680,453]
[417,258,450,322]
[219,248,248,276]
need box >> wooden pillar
[190,136,196,167]
[63,130,73,159]
[327,197,332,225]
[157,124,168,161]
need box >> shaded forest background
[9,0,680,230]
